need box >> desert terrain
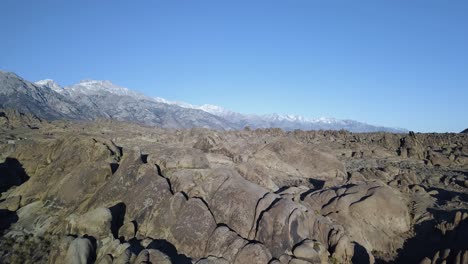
[0,109,467,264]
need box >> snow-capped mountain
[64,80,147,99]
[150,98,406,133]
[153,98,237,117]
[0,70,407,132]
[35,79,63,93]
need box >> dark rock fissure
[0,157,30,193]
[253,197,282,239]
[109,202,126,239]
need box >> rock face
[292,239,329,264]
[0,114,467,263]
[65,237,96,264]
[247,138,347,187]
[67,208,113,239]
[303,181,411,253]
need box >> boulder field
[0,111,467,263]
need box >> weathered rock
[64,237,95,264]
[288,258,312,264]
[96,254,113,264]
[95,237,130,262]
[254,197,349,260]
[304,181,410,253]
[196,256,230,264]
[205,225,248,262]
[233,243,272,264]
[113,248,133,264]
[292,239,329,264]
[248,139,347,187]
[143,193,217,258]
[133,249,149,263]
[235,162,280,191]
[193,134,221,152]
[206,169,269,238]
[419,257,431,264]
[145,249,172,264]
[118,221,136,241]
[49,235,76,263]
[67,207,113,239]
[4,135,121,208]
[1,112,468,264]
[147,147,210,172]
[0,195,21,211]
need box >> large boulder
[67,207,113,239]
[64,237,96,264]
[248,139,347,187]
[205,169,269,239]
[292,239,329,264]
[147,146,210,172]
[142,193,217,258]
[5,136,121,207]
[233,243,272,264]
[165,167,269,240]
[205,226,249,263]
[303,181,411,253]
[82,148,173,225]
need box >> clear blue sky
[1,0,467,132]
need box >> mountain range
[0,70,406,132]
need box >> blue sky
[1,0,467,132]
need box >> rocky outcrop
[0,109,45,130]
[247,139,347,187]
[303,181,411,254]
[292,239,329,264]
[67,208,113,239]
[0,116,467,263]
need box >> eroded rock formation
[0,111,467,263]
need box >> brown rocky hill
[0,110,467,264]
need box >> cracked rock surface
[0,110,467,263]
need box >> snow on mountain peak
[152,98,235,116]
[198,104,232,115]
[75,80,122,90]
[66,80,145,98]
[35,79,63,92]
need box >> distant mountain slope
[0,70,407,132]
[462,128,468,134]
[0,71,88,120]
[60,80,236,129]
[155,97,407,133]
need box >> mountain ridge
[0,70,406,132]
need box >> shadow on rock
[0,157,29,193]
[428,187,468,205]
[82,235,98,263]
[0,209,18,235]
[390,209,468,264]
[109,202,126,239]
[308,178,325,189]
[147,239,192,264]
[352,242,371,264]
